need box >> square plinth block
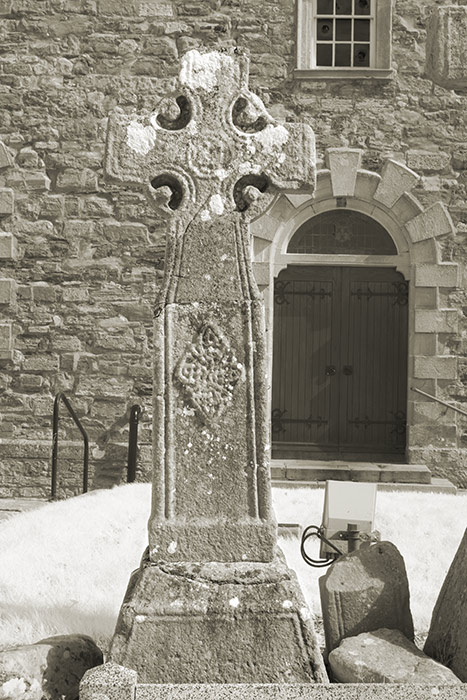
[110,548,328,684]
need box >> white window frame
[295,0,394,79]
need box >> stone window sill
[294,68,396,80]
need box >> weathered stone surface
[106,47,315,564]
[426,6,467,90]
[413,356,457,380]
[319,541,414,654]
[110,548,327,683]
[81,663,137,700]
[104,47,325,686]
[329,629,461,684]
[373,160,418,208]
[424,528,467,681]
[0,635,103,700]
[405,202,455,244]
[0,232,17,259]
[325,148,362,197]
[0,188,14,216]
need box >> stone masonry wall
[1,0,467,496]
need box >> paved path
[0,497,48,521]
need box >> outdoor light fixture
[301,480,377,568]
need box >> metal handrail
[51,392,89,500]
[411,386,467,419]
[127,404,141,483]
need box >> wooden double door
[271,266,408,458]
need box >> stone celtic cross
[106,48,315,563]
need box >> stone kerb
[250,148,460,478]
[80,663,467,700]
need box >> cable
[300,524,344,568]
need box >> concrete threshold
[272,478,457,494]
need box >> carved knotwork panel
[175,322,245,424]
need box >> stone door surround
[251,147,459,459]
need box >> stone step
[272,477,457,494]
[271,459,432,484]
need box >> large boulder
[0,634,103,700]
[424,527,467,681]
[329,628,461,684]
[319,541,414,654]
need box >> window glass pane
[316,43,333,66]
[336,19,351,41]
[317,0,333,14]
[354,19,370,41]
[353,43,370,66]
[336,0,351,14]
[354,0,370,15]
[287,210,397,255]
[317,19,333,40]
[335,43,351,66]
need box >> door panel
[272,267,339,448]
[272,266,408,457]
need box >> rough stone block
[0,141,13,169]
[31,283,56,303]
[319,541,414,655]
[353,170,380,202]
[24,171,51,192]
[329,628,461,684]
[413,333,437,356]
[62,287,90,302]
[415,309,458,334]
[56,168,98,193]
[406,150,451,173]
[0,2,12,17]
[80,663,137,700]
[408,424,457,449]
[325,148,362,197]
[415,264,459,288]
[424,528,467,681]
[0,188,14,216]
[110,549,328,684]
[0,232,17,259]
[138,1,174,17]
[426,6,467,90]
[252,261,269,288]
[413,287,437,309]
[0,323,12,350]
[373,160,419,208]
[414,356,457,380]
[405,203,455,243]
[0,278,16,305]
[0,634,103,700]
[22,354,60,371]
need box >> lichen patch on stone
[209,194,224,216]
[255,123,289,150]
[126,120,157,155]
[179,49,235,92]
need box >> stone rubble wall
[1,0,467,495]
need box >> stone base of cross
[95,47,327,684]
[109,548,328,683]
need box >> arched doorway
[271,210,408,460]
